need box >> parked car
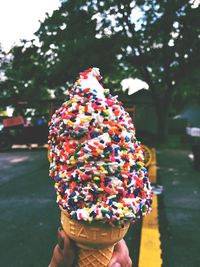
[186,127,200,171]
[0,116,49,151]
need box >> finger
[108,240,130,267]
[58,228,64,250]
[109,258,131,267]
[58,228,75,251]
[127,258,132,267]
[57,228,76,266]
[109,263,121,267]
[49,244,63,266]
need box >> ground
[0,147,199,266]
[157,148,200,267]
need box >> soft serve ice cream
[48,68,152,226]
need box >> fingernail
[111,263,121,267]
[58,226,63,231]
[58,236,64,250]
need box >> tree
[93,0,200,141]
[35,1,122,88]
[0,41,52,115]
[2,0,199,141]
[0,44,11,97]
[34,0,200,142]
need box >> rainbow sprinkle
[48,68,152,226]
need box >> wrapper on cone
[61,208,129,266]
[48,68,152,266]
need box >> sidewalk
[157,148,200,267]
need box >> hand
[49,228,132,267]
[108,239,132,267]
[49,227,75,267]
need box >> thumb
[108,252,122,267]
[108,239,132,267]
[108,247,122,267]
[109,263,121,267]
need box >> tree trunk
[150,92,170,145]
[156,108,169,144]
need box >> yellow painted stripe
[148,148,157,183]
[138,149,162,267]
[139,195,162,267]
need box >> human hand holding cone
[48,68,152,266]
[61,209,130,266]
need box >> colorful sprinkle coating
[48,68,152,226]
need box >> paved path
[157,148,200,267]
[0,148,200,266]
[0,149,58,267]
[139,148,162,267]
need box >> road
[0,148,141,267]
[157,148,200,267]
[0,149,59,267]
[0,147,200,267]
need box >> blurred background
[0,0,200,266]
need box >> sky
[1,0,199,99]
[0,0,61,52]
[1,0,200,52]
[0,0,144,52]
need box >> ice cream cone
[61,209,130,267]
[48,68,152,266]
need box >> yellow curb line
[138,148,162,267]
[147,148,157,183]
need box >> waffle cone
[60,209,130,267]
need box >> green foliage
[0,42,52,115]
[0,0,199,141]
[0,42,49,101]
[35,0,123,89]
